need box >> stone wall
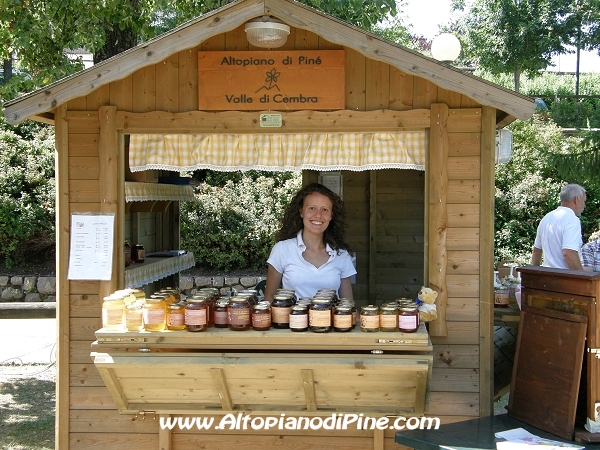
[0,274,266,302]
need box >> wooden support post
[210,368,234,411]
[158,414,172,450]
[373,428,384,450]
[428,103,449,337]
[369,171,377,303]
[98,106,122,298]
[302,369,317,411]
[96,367,129,411]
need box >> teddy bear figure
[416,286,438,322]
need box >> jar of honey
[252,302,271,331]
[142,297,166,332]
[309,299,332,333]
[271,294,294,329]
[102,295,125,331]
[166,302,186,331]
[379,304,398,332]
[398,304,420,333]
[360,305,380,332]
[213,298,230,328]
[227,297,251,331]
[132,243,145,263]
[185,298,208,332]
[289,304,309,332]
[333,305,353,332]
[125,301,143,331]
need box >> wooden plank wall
[57,25,488,449]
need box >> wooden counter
[92,325,432,417]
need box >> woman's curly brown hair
[275,183,353,255]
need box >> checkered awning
[128,132,427,172]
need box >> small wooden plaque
[198,50,345,110]
[507,305,587,440]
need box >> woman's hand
[338,277,353,300]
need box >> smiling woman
[264,183,356,302]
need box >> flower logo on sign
[255,68,281,93]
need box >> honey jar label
[333,314,352,328]
[185,309,207,325]
[360,315,380,329]
[167,312,185,327]
[228,308,250,325]
[143,309,165,325]
[309,309,331,327]
[379,314,397,328]
[289,314,308,328]
[272,306,291,323]
[102,309,124,326]
[494,292,509,306]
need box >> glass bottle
[398,304,420,333]
[360,305,380,332]
[379,304,398,332]
[213,298,230,328]
[102,295,125,331]
[271,294,294,329]
[227,297,251,331]
[125,301,143,331]
[333,305,353,332]
[309,299,332,333]
[289,304,309,332]
[252,301,271,331]
[142,297,166,332]
[166,302,186,331]
[185,298,208,332]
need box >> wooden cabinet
[518,267,600,442]
[92,326,432,418]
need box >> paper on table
[495,428,584,449]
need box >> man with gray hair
[531,183,587,270]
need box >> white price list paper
[68,214,115,280]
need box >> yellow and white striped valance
[124,182,195,202]
[129,132,426,173]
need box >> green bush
[180,172,301,271]
[0,118,56,267]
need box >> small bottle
[213,298,230,328]
[252,301,272,331]
[185,298,208,332]
[379,304,398,332]
[309,299,332,333]
[227,297,251,331]
[132,243,145,263]
[166,302,186,331]
[102,295,125,331]
[271,294,294,329]
[494,280,510,308]
[142,297,166,332]
[398,304,420,333]
[125,301,143,331]
[289,304,309,332]
[333,305,353,332]
[360,305,380,332]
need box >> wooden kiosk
[3,0,536,448]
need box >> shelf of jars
[124,251,195,288]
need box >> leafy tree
[455,0,573,92]
[0,0,399,101]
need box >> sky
[401,0,600,73]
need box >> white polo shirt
[267,231,356,299]
[534,206,582,269]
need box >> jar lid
[228,297,249,304]
[168,303,184,309]
[381,305,398,312]
[253,302,270,310]
[361,305,379,312]
[126,303,142,310]
[187,297,207,303]
[399,305,418,312]
[145,297,164,303]
[334,306,352,312]
[311,298,331,305]
[291,304,308,311]
[103,294,125,301]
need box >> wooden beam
[158,415,172,450]
[479,105,496,417]
[98,106,120,299]
[369,172,377,303]
[54,103,70,450]
[115,109,430,134]
[301,369,317,411]
[210,368,234,411]
[428,103,449,337]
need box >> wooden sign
[198,50,345,111]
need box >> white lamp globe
[431,33,461,63]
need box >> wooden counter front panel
[92,352,431,416]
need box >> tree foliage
[454,0,600,91]
[0,0,398,101]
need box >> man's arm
[563,248,584,270]
[531,247,543,266]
